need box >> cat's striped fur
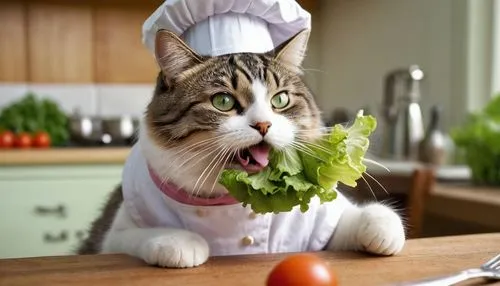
[77,29,406,268]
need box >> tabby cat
[77,29,406,268]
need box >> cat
[77,28,406,268]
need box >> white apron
[122,144,350,256]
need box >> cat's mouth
[235,142,270,173]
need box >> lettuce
[219,111,377,214]
[302,111,376,189]
[451,95,500,185]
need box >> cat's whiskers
[283,148,296,165]
[294,131,338,141]
[295,139,333,150]
[198,146,231,192]
[288,142,326,162]
[210,151,235,196]
[294,127,341,134]
[158,174,171,188]
[172,143,225,184]
[173,140,224,169]
[200,146,232,197]
[283,112,323,118]
[193,146,228,196]
[170,133,233,157]
[363,158,390,172]
[360,174,378,200]
[295,121,354,130]
[224,133,260,150]
[293,138,333,161]
[295,139,337,156]
[289,141,316,156]
[363,171,389,195]
[171,131,244,169]
[190,132,255,197]
[192,145,228,197]
[161,138,228,184]
[171,136,221,156]
[294,134,331,144]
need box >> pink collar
[148,166,239,206]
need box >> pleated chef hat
[142,0,311,57]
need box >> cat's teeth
[236,150,250,166]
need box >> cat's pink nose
[250,121,272,136]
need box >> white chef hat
[142,0,311,57]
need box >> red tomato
[14,132,32,149]
[267,254,338,286]
[33,132,51,148]
[0,131,15,148]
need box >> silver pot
[101,116,140,144]
[68,109,140,146]
[68,116,103,145]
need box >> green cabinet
[0,165,122,259]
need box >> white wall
[0,84,153,118]
[307,0,494,131]
[492,0,500,96]
[302,12,322,96]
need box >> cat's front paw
[356,204,405,256]
[139,230,209,268]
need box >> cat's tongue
[248,144,270,167]
[237,144,270,173]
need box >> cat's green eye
[271,92,290,109]
[212,93,236,111]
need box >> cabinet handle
[44,231,68,243]
[34,204,66,218]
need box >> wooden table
[1,233,499,286]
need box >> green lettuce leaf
[270,148,303,176]
[219,110,376,214]
[302,112,377,188]
[218,166,321,214]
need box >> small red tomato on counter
[14,132,32,149]
[33,131,51,148]
[266,253,338,286]
[0,130,15,148]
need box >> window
[492,0,500,96]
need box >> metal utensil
[379,65,425,161]
[68,111,103,145]
[101,116,139,144]
[394,254,500,286]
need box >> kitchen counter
[427,183,500,229]
[366,158,471,181]
[0,233,499,285]
[0,147,131,166]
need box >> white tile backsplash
[0,84,29,107]
[96,84,154,118]
[0,83,155,118]
[27,84,97,116]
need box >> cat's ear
[155,29,203,85]
[273,29,310,74]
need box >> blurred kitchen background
[1,0,500,259]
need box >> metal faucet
[380,65,425,160]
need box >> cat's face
[141,29,322,197]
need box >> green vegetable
[219,111,377,214]
[301,112,377,189]
[451,94,500,186]
[0,93,69,146]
